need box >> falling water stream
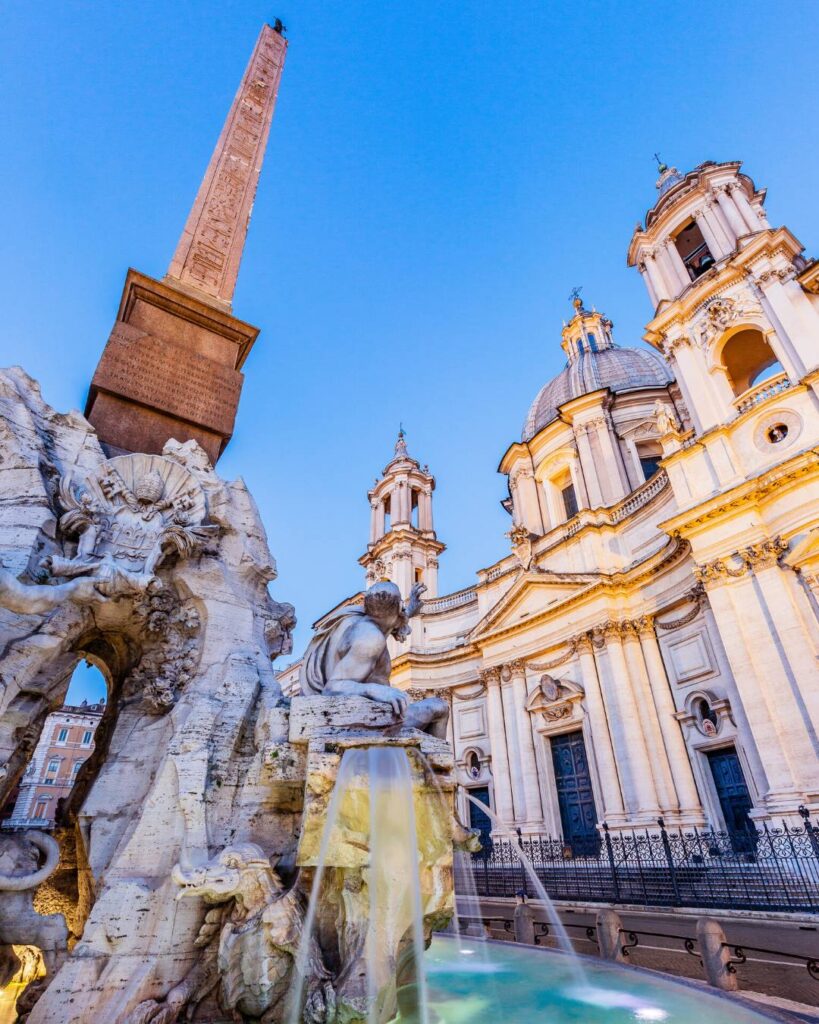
[461,789,587,986]
[289,746,431,1024]
[287,747,777,1024]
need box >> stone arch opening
[720,328,783,396]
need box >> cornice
[659,448,819,537]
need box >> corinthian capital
[741,536,789,570]
[478,665,502,685]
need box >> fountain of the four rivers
[0,19,791,1024]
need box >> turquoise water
[421,937,777,1023]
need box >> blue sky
[2,2,818,703]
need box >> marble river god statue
[299,581,449,737]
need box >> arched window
[466,751,481,779]
[383,495,391,534]
[721,329,783,397]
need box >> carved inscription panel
[92,325,242,436]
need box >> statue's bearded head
[135,470,165,505]
[363,581,402,629]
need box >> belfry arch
[718,326,784,396]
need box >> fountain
[270,580,784,1023]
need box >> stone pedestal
[287,696,456,1023]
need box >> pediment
[469,571,597,640]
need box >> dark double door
[707,747,756,850]
[467,785,493,852]
[550,731,600,855]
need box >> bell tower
[359,430,445,599]
[627,159,819,437]
[85,22,288,464]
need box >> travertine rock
[0,370,457,1024]
[0,369,298,1022]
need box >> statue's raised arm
[404,581,426,619]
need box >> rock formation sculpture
[0,368,456,1024]
[128,843,333,1024]
[0,832,67,974]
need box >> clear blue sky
[2,2,818,702]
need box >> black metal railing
[466,813,819,913]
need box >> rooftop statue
[300,581,448,737]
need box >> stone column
[638,261,659,308]
[654,243,684,298]
[621,623,678,814]
[568,455,589,511]
[593,625,660,821]
[749,559,819,739]
[573,426,604,509]
[589,416,628,504]
[482,667,515,826]
[376,500,386,538]
[731,185,763,232]
[693,207,723,261]
[369,499,379,544]
[512,467,544,534]
[500,664,527,824]
[665,336,728,433]
[510,661,545,829]
[748,276,810,379]
[697,551,814,812]
[644,254,669,303]
[636,618,703,818]
[664,238,691,292]
[707,193,736,251]
[575,637,626,824]
[715,185,747,240]
[649,246,677,299]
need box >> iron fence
[466,812,819,913]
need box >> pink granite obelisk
[86,23,287,463]
[167,22,287,311]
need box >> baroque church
[280,159,819,851]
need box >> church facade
[283,159,819,847]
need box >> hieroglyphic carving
[167,24,287,305]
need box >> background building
[281,159,819,851]
[3,700,104,829]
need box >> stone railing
[423,587,478,613]
[609,469,669,524]
[733,371,792,414]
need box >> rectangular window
[639,455,662,481]
[47,759,59,773]
[33,800,49,820]
[414,567,423,584]
[56,728,69,744]
[82,731,93,746]
[561,483,578,520]
[72,760,84,776]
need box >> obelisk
[85,22,287,463]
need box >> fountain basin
[421,937,790,1023]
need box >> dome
[522,343,673,441]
